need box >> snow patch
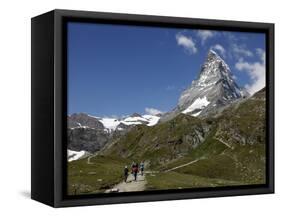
[122,116,148,123]
[191,111,202,117]
[99,118,120,131]
[142,115,160,126]
[121,121,143,126]
[181,96,210,114]
[98,114,160,131]
[68,150,87,162]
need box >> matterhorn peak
[194,49,233,89]
[176,49,248,117]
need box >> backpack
[133,166,138,173]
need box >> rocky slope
[215,87,266,146]
[67,127,109,153]
[101,114,213,167]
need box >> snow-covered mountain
[68,112,161,133]
[163,49,248,120]
[67,112,161,157]
[178,49,248,116]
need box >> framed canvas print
[31,9,274,207]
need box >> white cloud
[222,32,237,42]
[176,33,197,54]
[256,48,265,63]
[211,44,226,58]
[197,30,215,44]
[232,44,253,58]
[235,49,265,95]
[145,108,164,116]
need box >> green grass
[158,143,265,185]
[215,93,266,146]
[68,141,265,195]
[146,171,243,191]
[156,131,227,170]
[221,144,266,184]
[67,155,130,195]
[154,128,266,185]
[146,144,265,190]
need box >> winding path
[214,137,234,149]
[105,173,147,193]
[164,158,201,172]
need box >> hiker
[131,162,135,174]
[124,166,129,183]
[140,161,144,176]
[132,163,139,181]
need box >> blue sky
[67,22,266,117]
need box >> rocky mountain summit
[162,50,249,121]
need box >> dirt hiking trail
[105,173,147,193]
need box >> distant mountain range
[67,112,161,155]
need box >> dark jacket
[124,168,129,176]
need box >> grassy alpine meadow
[67,155,130,195]
[145,172,244,191]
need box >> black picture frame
[31,9,274,207]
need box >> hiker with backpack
[131,162,135,174]
[140,161,144,176]
[124,166,129,183]
[132,162,139,181]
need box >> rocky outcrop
[68,113,104,129]
[67,113,109,153]
[68,127,109,153]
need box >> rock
[68,113,104,129]
[68,127,109,153]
